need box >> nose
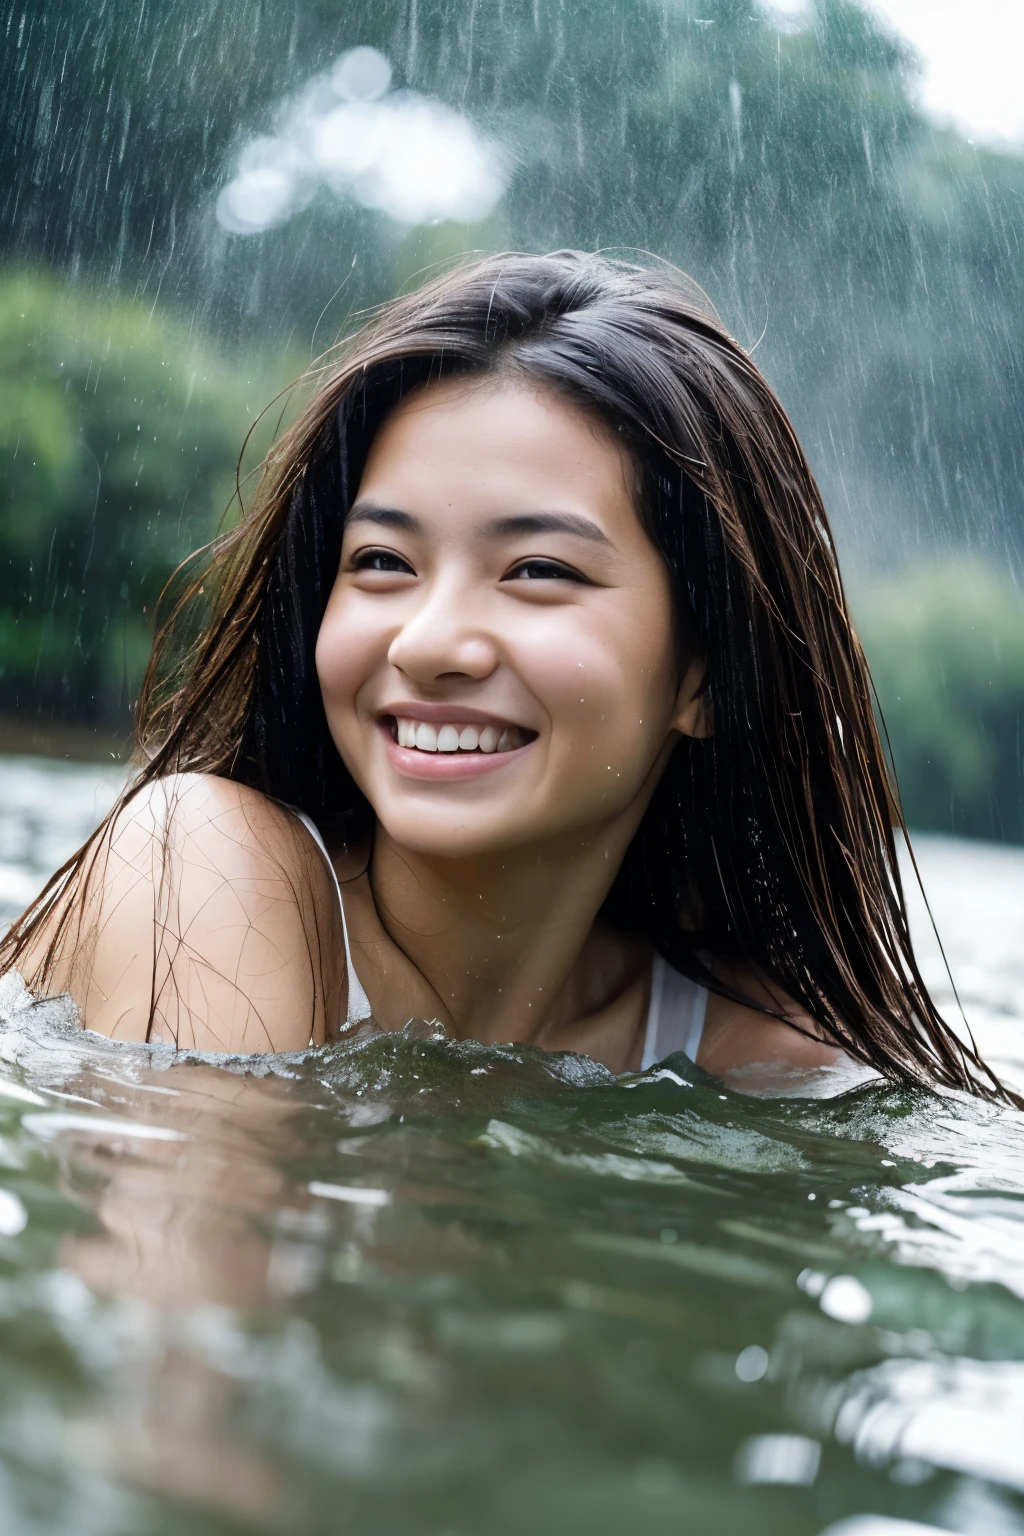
[387,579,500,686]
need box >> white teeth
[393,717,524,753]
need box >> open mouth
[384,716,537,755]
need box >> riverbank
[0,715,128,764]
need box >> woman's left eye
[504,558,588,583]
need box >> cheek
[315,596,380,721]
[521,602,679,762]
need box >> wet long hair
[2,251,1007,1098]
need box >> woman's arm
[19,774,345,1052]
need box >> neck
[367,822,645,1048]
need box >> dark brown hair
[3,250,1008,1098]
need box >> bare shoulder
[699,960,843,1076]
[20,774,346,1052]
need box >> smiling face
[315,376,701,862]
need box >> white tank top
[293,812,708,1069]
[642,951,709,1070]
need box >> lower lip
[379,723,536,780]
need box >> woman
[0,251,1006,1095]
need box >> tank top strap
[289,809,373,1026]
[641,952,708,1070]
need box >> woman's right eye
[350,548,415,575]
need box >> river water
[0,754,1022,1536]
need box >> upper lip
[378,701,534,732]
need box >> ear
[671,653,712,739]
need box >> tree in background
[0,271,263,725]
[860,562,1024,844]
[5,0,1023,555]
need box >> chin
[378,814,527,861]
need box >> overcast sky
[771,0,1024,149]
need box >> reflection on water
[0,754,1023,1536]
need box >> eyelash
[350,548,415,574]
[503,558,589,584]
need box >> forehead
[356,376,639,524]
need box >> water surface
[0,754,1023,1536]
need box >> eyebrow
[345,504,419,532]
[490,512,612,545]
[346,503,613,546]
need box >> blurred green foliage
[0,270,270,722]
[858,562,1024,842]
[1,0,1023,838]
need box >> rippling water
[1,754,1023,1536]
